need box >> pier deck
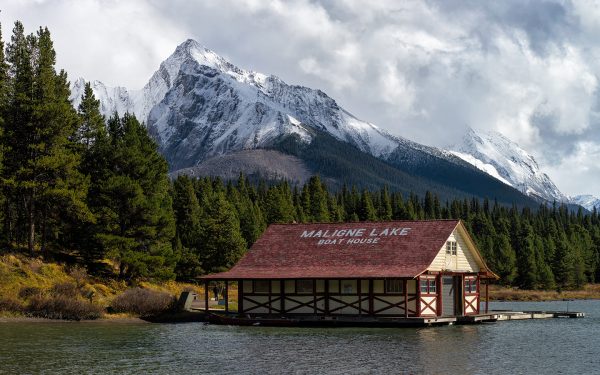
[144,307,585,326]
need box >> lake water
[1,300,599,374]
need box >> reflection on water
[1,300,599,374]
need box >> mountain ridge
[69,39,549,208]
[448,128,569,203]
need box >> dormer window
[446,241,457,255]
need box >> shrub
[110,288,176,316]
[27,296,103,321]
[18,286,42,299]
[0,297,24,313]
[69,266,88,286]
[50,282,80,298]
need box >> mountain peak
[449,127,567,203]
[174,39,230,71]
[571,195,600,211]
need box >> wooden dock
[144,297,586,326]
[493,310,585,320]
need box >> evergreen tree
[199,191,247,273]
[490,233,517,284]
[75,81,106,149]
[264,183,296,224]
[0,25,7,241]
[515,223,538,289]
[94,113,176,280]
[378,186,393,221]
[172,175,202,249]
[358,189,377,221]
[306,176,329,222]
[4,24,91,254]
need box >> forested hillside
[0,21,598,291]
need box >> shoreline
[0,315,148,324]
[488,284,600,302]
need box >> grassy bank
[489,284,600,301]
[0,253,204,320]
[3,253,599,320]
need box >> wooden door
[442,276,455,316]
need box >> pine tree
[172,175,202,248]
[515,223,538,289]
[490,233,517,285]
[358,189,377,221]
[264,184,296,224]
[0,25,7,241]
[377,186,393,221]
[76,81,106,149]
[199,191,247,273]
[4,24,91,254]
[0,24,7,172]
[94,113,176,280]
[306,176,329,222]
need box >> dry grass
[110,288,176,316]
[489,284,600,301]
[26,295,103,320]
[0,253,206,319]
[0,297,24,313]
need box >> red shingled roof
[202,220,493,280]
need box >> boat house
[201,220,498,321]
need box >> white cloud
[546,141,600,196]
[2,0,600,196]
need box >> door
[442,276,465,316]
[442,276,455,316]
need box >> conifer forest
[1,21,599,290]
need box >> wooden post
[268,279,272,315]
[313,279,317,315]
[325,280,330,315]
[357,279,362,316]
[238,279,244,314]
[416,277,421,317]
[436,274,441,317]
[368,279,374,315]
[461,274,466,316]
[280,280,285,314]
[404,279,408,318]
[204,280,209,312]
[224,281,229,313]
[485,280,489,313]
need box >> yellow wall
[428,228,481,272]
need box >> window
[464,278,477,294]
[428,279,437,293]
[296,280,313,294]
[254,280,270,294]
[284,280,296,294]
[446,241,457,255]
[329,280,340,294]
[385,279,404,294]
[341,280,356,294]
[420,278,437,294]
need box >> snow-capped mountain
[71,39,399,170]
[448,128,568,203]
[70,39,544,208]
[571,195,600,211]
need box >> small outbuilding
[201,220,498,320]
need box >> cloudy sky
[2,0,600,196]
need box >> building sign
[300,227,412,246]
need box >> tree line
[0,21,599,290]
